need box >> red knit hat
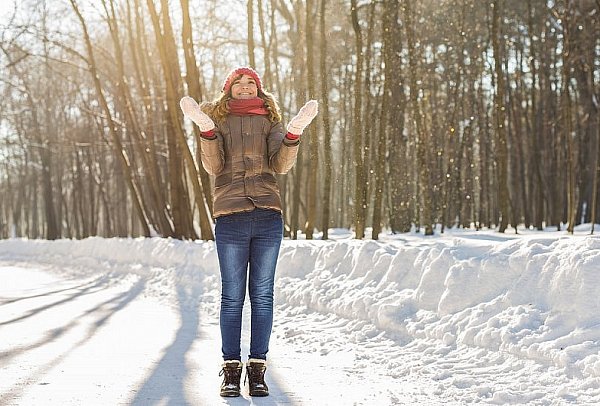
[222,67,263,94]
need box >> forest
[0,0,599,240]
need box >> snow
[1,228,600,405]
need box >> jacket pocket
[258,174,279,195]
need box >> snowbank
[2,232,600,381]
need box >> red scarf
[228,98,269,116]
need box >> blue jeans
[215,208,283,361]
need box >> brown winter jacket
[200,114,300,218]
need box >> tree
[350,0,367,239]
[319,0,333,239]
[247,0,256,67]
[304,0,318,239]
[405,0,433,235]
[180,0,215,238]
[491,0,511,233]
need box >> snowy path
[1,233,600,405]
[0,262,440,405]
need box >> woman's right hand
[179,96,215,133]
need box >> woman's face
[230,74,258,99]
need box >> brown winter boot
[246,358,269,397]
[219,360,243,397]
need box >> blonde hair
[201,76,282,124]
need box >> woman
[180,66,317,397]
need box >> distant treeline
[0,0,598,239]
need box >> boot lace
[220,364,241,386]
[245,363,266,385]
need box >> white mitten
[287,100,319,135]
[179,96,215,132]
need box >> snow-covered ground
[1,227,600,405]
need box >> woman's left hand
[287,100,319,136]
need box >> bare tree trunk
[319,0,333,239]
[562,0,577,234]
[180,0,215,237]
[571,1,598,229]
[387,0,410,233]
[491,0,511,233]
[247,0,256,67]
[350,0,367,239]
[31,170,40,238]
[35,115,59,239]
[257,0,273,89]
[339,65,352,227]
[162,0,197,239]
[373,0,396,240]
[528,0,545,230]
[362,2,376,234]
[304,0,318,239]
[287,2,305,239]
[405,0,433,235]
[505,57,525,231]
[74,151,88,237]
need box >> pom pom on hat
[222,66,263,94]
